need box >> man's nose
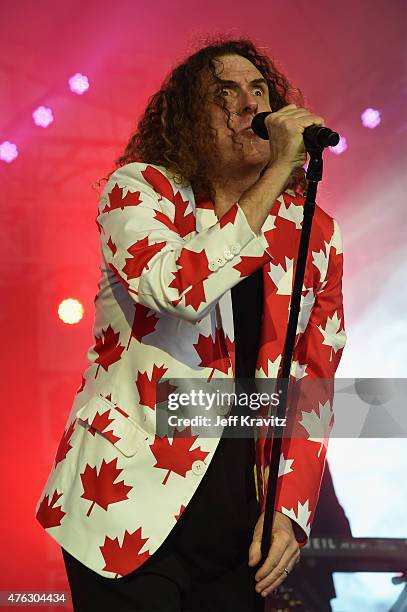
[239,94,258,116]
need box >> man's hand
[248,510,300,597]
[237,104,325,236]
[265,104,325,169]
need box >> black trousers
[62,434,265,612]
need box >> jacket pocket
[76,395,147,457]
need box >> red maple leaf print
[54,420,76,467]
[256,346,268,377]
[94,325,125,378]
[233,254,270,277]
[195,198,215,210]
[108,263,131,291]
[282,191,305,208]
[80,458,132,517]
[256,346,280,378]
[100,528,150,577]
[136,364,168,409]
[193,329,230,381]
[153,210,178,233]
[184,283,207,311]
[127,303,158,349]
[262,220,298,268]
[115,405,130,418]
[142,166,195,236]
[150,427,209,485]
[122,236,166,281]
[255,301,287,376]
[142,165,175,202]
[82,410,121,445]
[95,219,104,235]
[224,335,235,377]
[173,192,195,237]
[156,378,178,405]
[36,490,66,528]
[169,248,209,294]
[107,236,117,256]
[219,203,238,228]
[175,505,186,521]
[168,248,209,310]
[102,183,142,213]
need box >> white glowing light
[0,141,18,163]
[68,73,90,95]
[329,135,348,155]
[361,107,381,129]
[32,106,54,128]
[58,298,84,324]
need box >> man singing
[36,38,346,611]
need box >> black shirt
[166,269,264,577]
[231,268,264,381]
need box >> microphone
[251,111,340,149]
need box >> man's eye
[220,88,231,96]
[254,88,264,96]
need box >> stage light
[32,106,54,128]
[58,298,84,324]
[361,108,381,129]
[0,141,18,163]
[68,73,90,95]
[329,135,348,155]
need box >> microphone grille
[251,112,272,140]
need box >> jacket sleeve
[273,219,347,545]
[97,163,272,322]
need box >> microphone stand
[259,142,325,598]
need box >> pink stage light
[329,135,348,155]
[361,107,381,128]
[68,73,90,95]
[32,106,54,128]
[0,141,18,163]
[58,298,84,324]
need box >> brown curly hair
[115,37,307,199]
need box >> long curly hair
[115,38,307,199]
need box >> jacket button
[230,243,241,255]
[224,249,233,260]
[216,256,226,267]
[192,460,206,475]
[208,261,219,272]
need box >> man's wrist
[274,510,295,534]
[263,159,295,178]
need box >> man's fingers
[278,104,298,111]
[248,512,264,566]
[264,111,326,156]
[248,538,261,567]
[255,544,300,596]
[270,108,308,117]
[268,112,324,130]
[254,531,289,581]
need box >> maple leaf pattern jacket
[35,162,346,578]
